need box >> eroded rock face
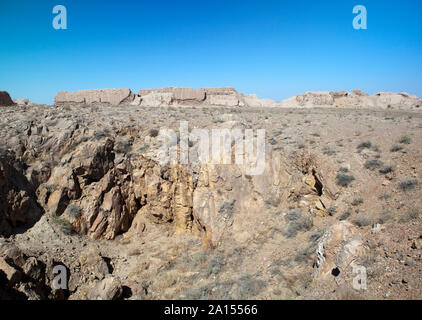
[1,101,340,245]
[278,89,422,110]
[55,89,135,106]
[0,150,42,236]
[54,87,277,108]
[313,221,367,281]
[202,87,244,107]
[0,91,15,106]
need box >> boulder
[313,221,367,281]
[89,275,123,300]
[0,91,15,106]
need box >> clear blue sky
[1,0,422,104]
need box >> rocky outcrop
[313,221,367,281]
[0,91,15,106]
[135,87,243,107]
[240,94,276,108]
[278,89,422,110]
[53,87,277,108]
[0,150,43,236]
[54,89,135,106]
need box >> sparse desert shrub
[376,211,393,224]
[92,130,107,140]
[390,145,403,152]
[371,145,381,152]
[364,159,383,170]
[309,230,324,243]
[235,275,267,299]
[339,167,349,173]
[336,172,355,187]
[357,140,372,150]
[183,284,212,300]
[265,196,280,207]
[399,209,420,223]
[52,215,72,235]
[339,210,351,221]
[294,246,315,263]
[327,207,336,216]
[378,193,391,201]
[322,146,336,156]
[352,213,372,227]
[379,165,394,174]
[184,281,234,300]
[351,198,364,206]
[398,135,412,144]
[284,209,302,222]
[205,253,226,277]
[66,204,81,218]
[283,209,313,238]
[149,129,159,137]
[399,178,418,191]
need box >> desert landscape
[1,87,422,300]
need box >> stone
[89,275,123,300]
[23,257,45,283]
[313,221,367,281]
[0,91,14,106]
[0,150,42,236]
[0,257,22,287]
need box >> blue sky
[1,0,422,104]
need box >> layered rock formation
[0,150,42,236]
[132,87,246,107]
[277,89,422,110]
[55,89,135,106]
[54,87,276,108]
[53,87,422,110]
